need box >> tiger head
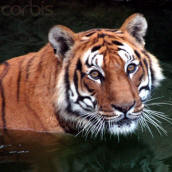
[49,13,164,136]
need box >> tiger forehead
[76,29,141,67]
[77,29,126,55]
[77,29,137,54]
[79,28,121,36]
[79,29,123,40]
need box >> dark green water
[0,61,172,172]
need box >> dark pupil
[91,71,98,77]
[128,64,136,72]
[90,70,100,79]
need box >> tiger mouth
[104,117,139,128]
[100,111,142,121]
[116,118,138,127]
[101,114,120,120]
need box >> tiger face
[49,14,164,136]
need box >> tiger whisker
[94,118,102,138]
[75,111,106,139]
[142,112,167,136]
[75,112,96,137]
[139,116,154,137]
[144,96,164,103]
[141,106,171,136]
[138,118,145,132]
[83,114,100,139]
[144,109,172,124]
[143,110,162,124]
[145,102,172,106]
[89,115,100,138]
[101,119,105,139]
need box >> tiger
[0,13,164,136]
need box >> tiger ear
[48,25,75,60]
[120,13,148,46]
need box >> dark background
[0,0,171,62]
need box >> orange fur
[0,44,64,132]
[0,14,163,134]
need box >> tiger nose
[111,101,135,114]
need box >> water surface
[0,61,172,172]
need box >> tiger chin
[0,13,164,137]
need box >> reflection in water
[0,129,170,172]
[0,61,172,172]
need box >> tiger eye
[89,70,100,79]
[127,64,137,73]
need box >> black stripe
[91,45,101,52]
[139,85,150,92]
[150,66,155,89]
[85,32,96,37]
[143,58,148,68]
[73,68,93,103]
[65,64,72,113]
[143,58,151,88]
[26,56,35,80]
[112,40,123,46]
[137,61,146,90]
[139,61,145,76]
[91,54,97,65]
[118,48,128,53]
[73,69,78,92]
[85,57,92,67]
[76,59,85,78]
[143,51,155,88]
[143,59,149,81]
[76,59,82,71]
[134,50,141,59]
[0,84,6,130]
[17,60,23,102]
[37,54,44,72]
[0,62,9,130]
[142,59,151,91]
[98,33,105,38]
[17,69,21,102]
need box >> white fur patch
[139,89,150,101]
[83,49,104,67]
[109,121,138,135]
[118,43,135,62]
[69,83,78,102]
[149,53,165,87]
[83,98,94,108]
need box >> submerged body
[0,14,164,136]
[0,45,63,132]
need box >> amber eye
[89,70,102,80]
[127,63,137,73]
